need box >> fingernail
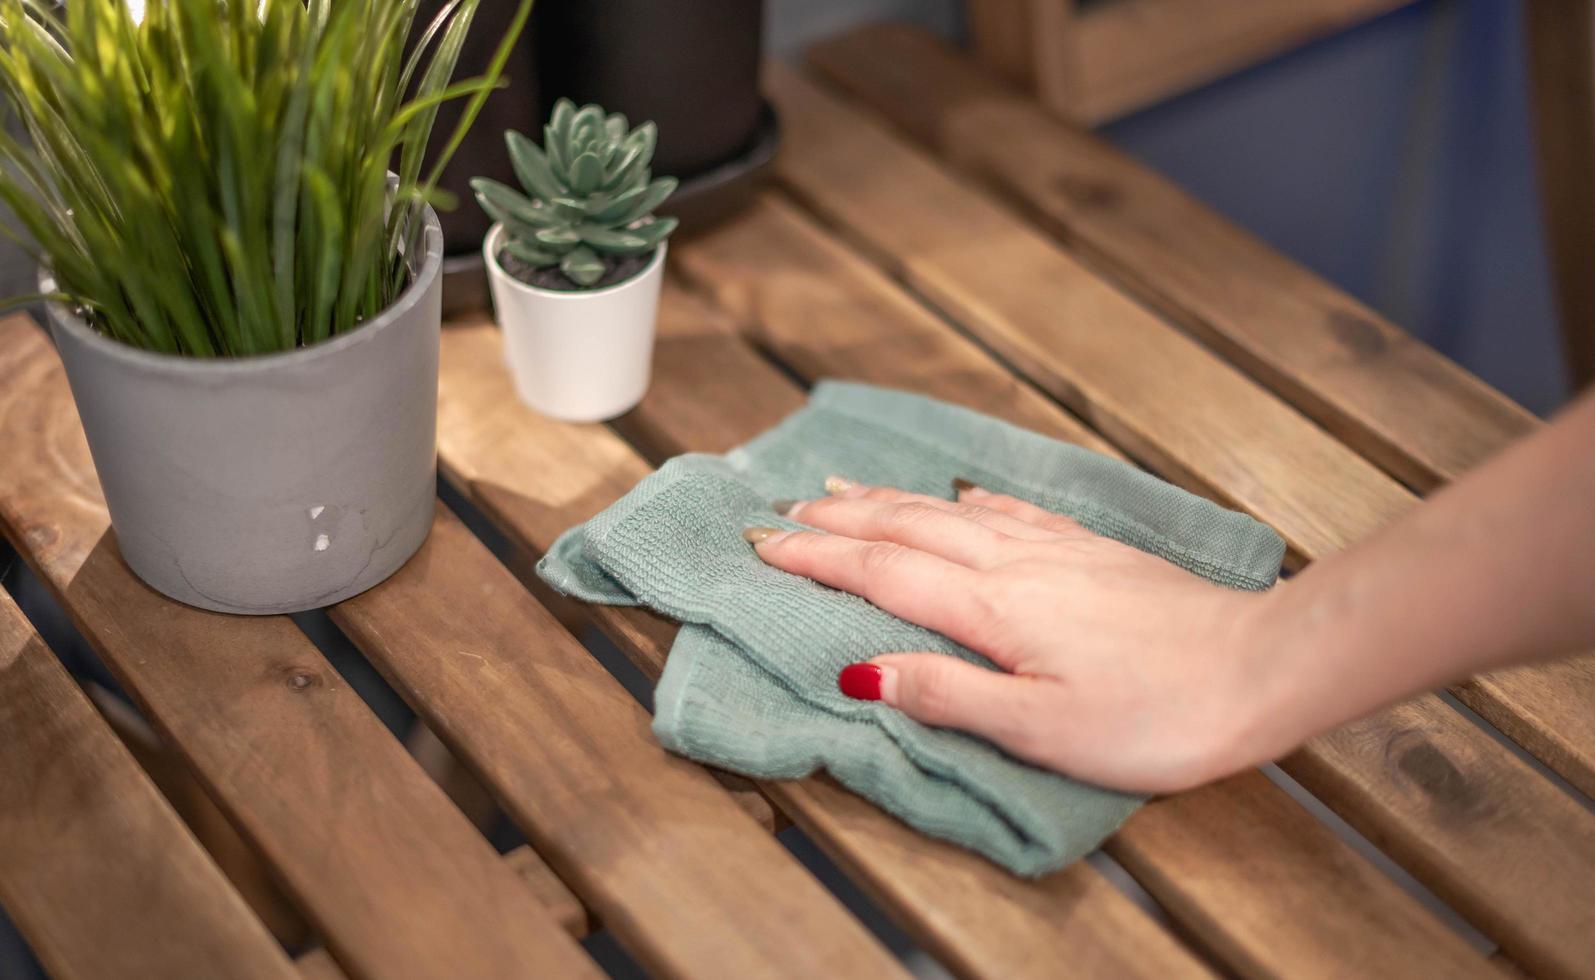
[824,474,857,495]
[743,526,786,544]
[838,663,884,701]
[952,476,986,497]
[771,498,803,517]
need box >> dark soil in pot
[497,248,654,291]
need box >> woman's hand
[745,478,1291,794]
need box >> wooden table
[2,26,1592,980]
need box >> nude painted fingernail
[771,498,804,517]
[824,474,857,495]
[952,476,987,497]
[742,526,786,544]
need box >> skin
[746,388,1595,794]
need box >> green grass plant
[0,0,532,356]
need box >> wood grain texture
[329,502,895,979]
[806,23,1538,493]
[1525,0,1595,389]
[758,71,1595,977]
[965,0,1046,87]
[671,193,1494,980]
[769,61,1410,560]
[801,23,1595,806]
[86,684,310,946]
[0,592,296,980]
[437,316,1209,980]
[1058,0,1416,123]
[0,317,599,980]
[503,845,593,938]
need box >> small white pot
[483,222,664,422]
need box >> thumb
[843,653,1041,758]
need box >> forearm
[1251,389,1595,749]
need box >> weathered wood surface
[0,316,599,980]
[0,590,296,980]
[329,502,897,979]
[760,67,1595,977]
[436,316,1209,980]
[671,195,1495,979]
[800,26,1595,803]
[762,65,1595,978]
[806,24,1538,493]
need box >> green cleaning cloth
[538,381,1284,876]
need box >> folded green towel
[538,382,1284,875]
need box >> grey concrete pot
[41,208,444,615]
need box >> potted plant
[472,100,678,421]
[0,0,531,614]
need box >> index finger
[747,528,1008,658]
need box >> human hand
[744,477,1292,794]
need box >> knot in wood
[1050,173,1124,211]
[279,666,323,693]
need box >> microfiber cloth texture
[537,381,1285,876]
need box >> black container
[533,0,777,228]
[534,0,762,176]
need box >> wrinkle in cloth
[538,381,1284,876]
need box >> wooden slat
[965,0,1045,87]
[671,193,1493,979]
[436,319,1210,980]
[295,845,588,980]
[760,67,1595,979]
[327,501,898,979]
[0,591,296,980]
[295,949,348,980]
[808,23,1538,492]
[0,317,598,980]
[1056,0,1416,123]
[1525,0,1595,389]
[87,683,311,946]
[801,21,1595,810]
[503,846,593,938]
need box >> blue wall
[770,0,1572,416]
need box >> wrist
[1208,579,1326,775]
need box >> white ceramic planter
[42,207,444,615]
[483,221,664,422]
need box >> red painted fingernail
[838,663,884,701]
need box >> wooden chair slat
[801,21,1595,812]
[0,591,296,980]
[436,319,1209,980]
[327,502,897,979]
[807,24,1538,493]
[758,69,1595,979]
[670,194,1493,979]
[0,317,600,980]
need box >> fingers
[841,653,1047,763]
[792,480,1064,543]
[956,482,1090,538]
[749,528,1001,653]
[782,495,1019,568]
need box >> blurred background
[767,0,1571,417]
[0,0,1572,414]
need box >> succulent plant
[471,99,678,288]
